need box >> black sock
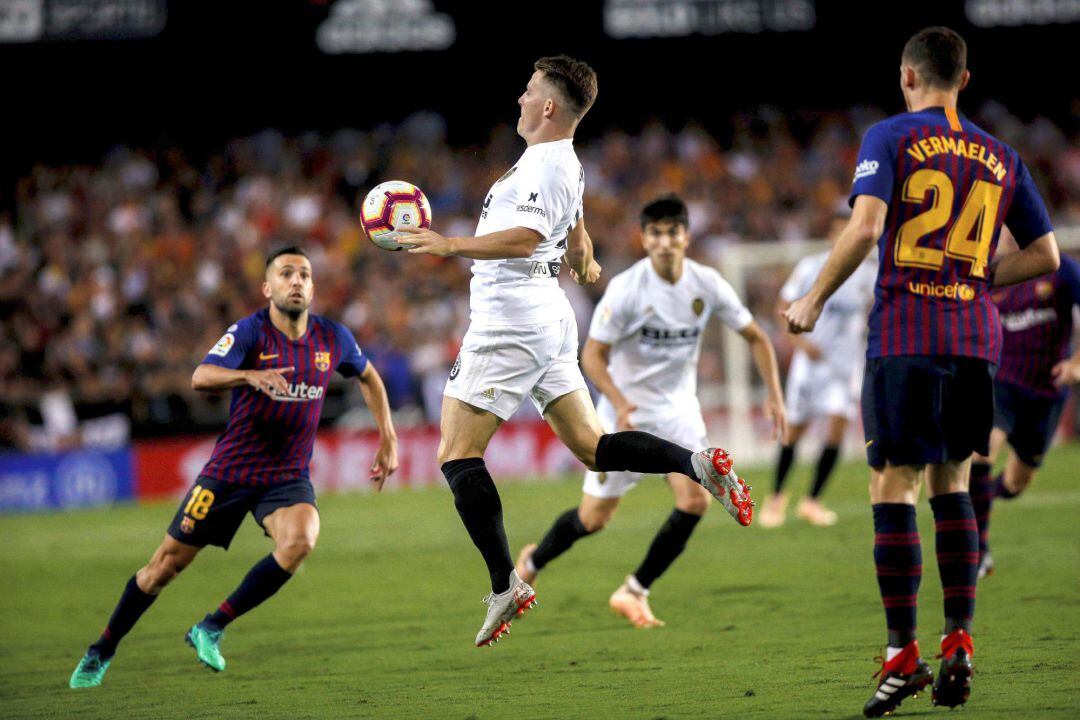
[930,493,978,634]
[595,432,695,478]
[969,461,994,560]
[88,575,157,659]
[872,504,921,648]
[532,508,595,570]
[994,472,1019,499]
[204,554,293,630]
[774,445,795,494]
[633,509,702,588]
[442,458,513,593]
[809,445,840,499]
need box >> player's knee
[437,438,476,466]
[569,434,601,471]
[1010,472,1034,494]
[277,532,317,565]
[677,493,711,517]
[579,507,613,533]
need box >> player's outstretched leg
[188,504,314,671]
[518,497,615,584]
[70,536,199,688]
[928,492,978,708]
[545,391,754,526]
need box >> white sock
[626,575,649,596]
[525,557,537,575]
[886,646,904,662]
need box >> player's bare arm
[737,320,788,440]
[784,195,886,334]
[774,297,823,361]
[192,363,294,397]
[399,225,542,259]
[580,338,636,430]
[989,231,1060,288]
[356,362,399,490]
[564,218,601,285]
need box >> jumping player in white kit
[761,211,876,528]
[400,57,755,647]
[515,194,787,628]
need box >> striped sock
[969,462,994,560]
[88,575,157,659]
[873,503,921,647]
[930,493,978,633]
[206,554,292,629]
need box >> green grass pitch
[2,446,1079,719]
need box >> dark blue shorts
[862,356,995,469]
[166,475,317,549]
[993,380,1065,468]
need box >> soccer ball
[360,181,432,251]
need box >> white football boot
[690,448,754,526]
[475,570,537,647]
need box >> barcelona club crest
[692,297,705,316]
[314,351,331,372]
[180,517,195,534]
[1036,281,1054,300]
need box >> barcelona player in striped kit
[970,243,1080,578]
[70,247,399,687]
[783,28,1059,716]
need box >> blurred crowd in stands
[2,102,1078,443]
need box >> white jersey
[469,138,584,326]
[589,257,753,424]
[779,252,875,374]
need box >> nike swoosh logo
[259,353,279,360]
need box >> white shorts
[443,317,588,421]
[784,351,859,426]
[582,403,709,500]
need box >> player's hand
[399,226,456,256]
[764,395,788,442]
[615,402,638,431]
[245,367,294,396]
[369,436,399,492]
[1051,358,1080,387]
[782,296,823,335]
[570,258,601,285]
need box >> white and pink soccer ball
[360,181,432,251]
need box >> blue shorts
[166,475,317,549]
[993,380,1065,468]
[862,356,995,469]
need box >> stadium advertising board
[0,447,134,513]
[0,0,166,43]
[134,421,577,499]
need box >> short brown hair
[533,55,598,119]
[902,26,967,89]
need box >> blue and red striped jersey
[993,254,1080,398]
[850,106,1054,361]
[198,308,368,485]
